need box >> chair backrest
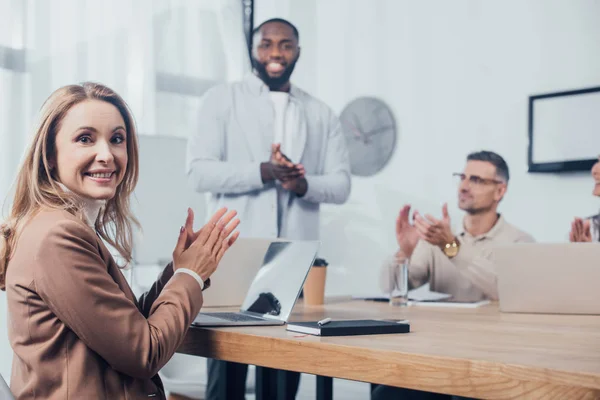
[0,373,15,400]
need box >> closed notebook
[286,319,410,336]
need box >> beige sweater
[380,216,534,302]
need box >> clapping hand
[270,143,307,195]
[569,217,592,243]
[173,207,240,281]
[182,207,241,253]
[270,144,304,175]
[395,205,420,258]
[260,143,303,184]
[413,203,455,249]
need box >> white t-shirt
[269,91,300,235]
[269,91,291,156]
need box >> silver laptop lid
[495,242,600,315]
[202,238,274,307]
[240,240,320,322]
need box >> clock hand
[342,119,365,141]
[363,125,395,138]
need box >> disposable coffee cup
[303,258,328,306]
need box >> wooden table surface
[178,298,600,399]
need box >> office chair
[0,373,15,400]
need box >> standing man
[185,18,351,400]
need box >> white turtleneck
[56,182,105,228]
[80,197,105,229]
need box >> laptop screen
[240,240,319,322]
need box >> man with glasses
[374,151,533,400]
[380,150,533,303]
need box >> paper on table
[408,283,453,301]
[410,300,491,308]
[352,283,452,302]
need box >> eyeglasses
[452,173,503,186]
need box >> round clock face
[339,97,397,177]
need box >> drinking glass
[389,258,409,306]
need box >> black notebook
[286,319,410,336]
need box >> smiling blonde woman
[0,82,240,400]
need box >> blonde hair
[0,82,139,290]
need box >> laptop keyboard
[203,312,265,322]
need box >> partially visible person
[569,155,600,242]
[0,82,240,400]
[184,17,350,400]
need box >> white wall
[255,0,600,294]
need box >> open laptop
[201,238,274,307]
[193,240,320,327]
[494,243,600,315]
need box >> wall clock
[339,97,397,176]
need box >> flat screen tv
[528,86,600,173]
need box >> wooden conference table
[177,298,600,399]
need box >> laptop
[494,243,600,315]
[201,238,274,307]
[193,240,320,327]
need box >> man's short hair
[252,18,299,41]
[467,150,510,182]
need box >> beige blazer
[6,209,203,399]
